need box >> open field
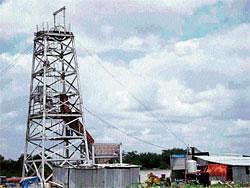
[183,184,248,188]
[133,183,250,188]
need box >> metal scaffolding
[22,7,91,186]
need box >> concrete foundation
[53,164,140,188]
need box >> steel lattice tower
[22,7,93,185]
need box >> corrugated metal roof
[96,163,140,168]
[195,155,250,166]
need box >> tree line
[123,148,186,169]
[0,148,186,177]
[0,154,24,177]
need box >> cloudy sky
[0,0,250,159]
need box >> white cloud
[122,36,143,50]
[0,0,217,53]
[174,39,199,55]
[121,34,164,53]
[76,23,250,153]
[133,0,217,15]
[226,119,250,136]
[0,53,31,102]
[1,1,250,158]
[0,111,18,120]
[101,25,113,35]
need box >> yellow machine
[145,173,161,187]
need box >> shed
[195,155,250,184]
[170,154,186,181]
[53,164,140,188]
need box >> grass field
[183,184,244,188]
[133,183,249,188]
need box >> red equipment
[60,94,94,144]
[206,164,227,177]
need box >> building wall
[53,166,140,188]
[171,157,186,170]
[232,166,250,184]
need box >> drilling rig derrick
[22,7,93,185]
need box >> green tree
[0,154,23,177]
[123,148,186,169]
